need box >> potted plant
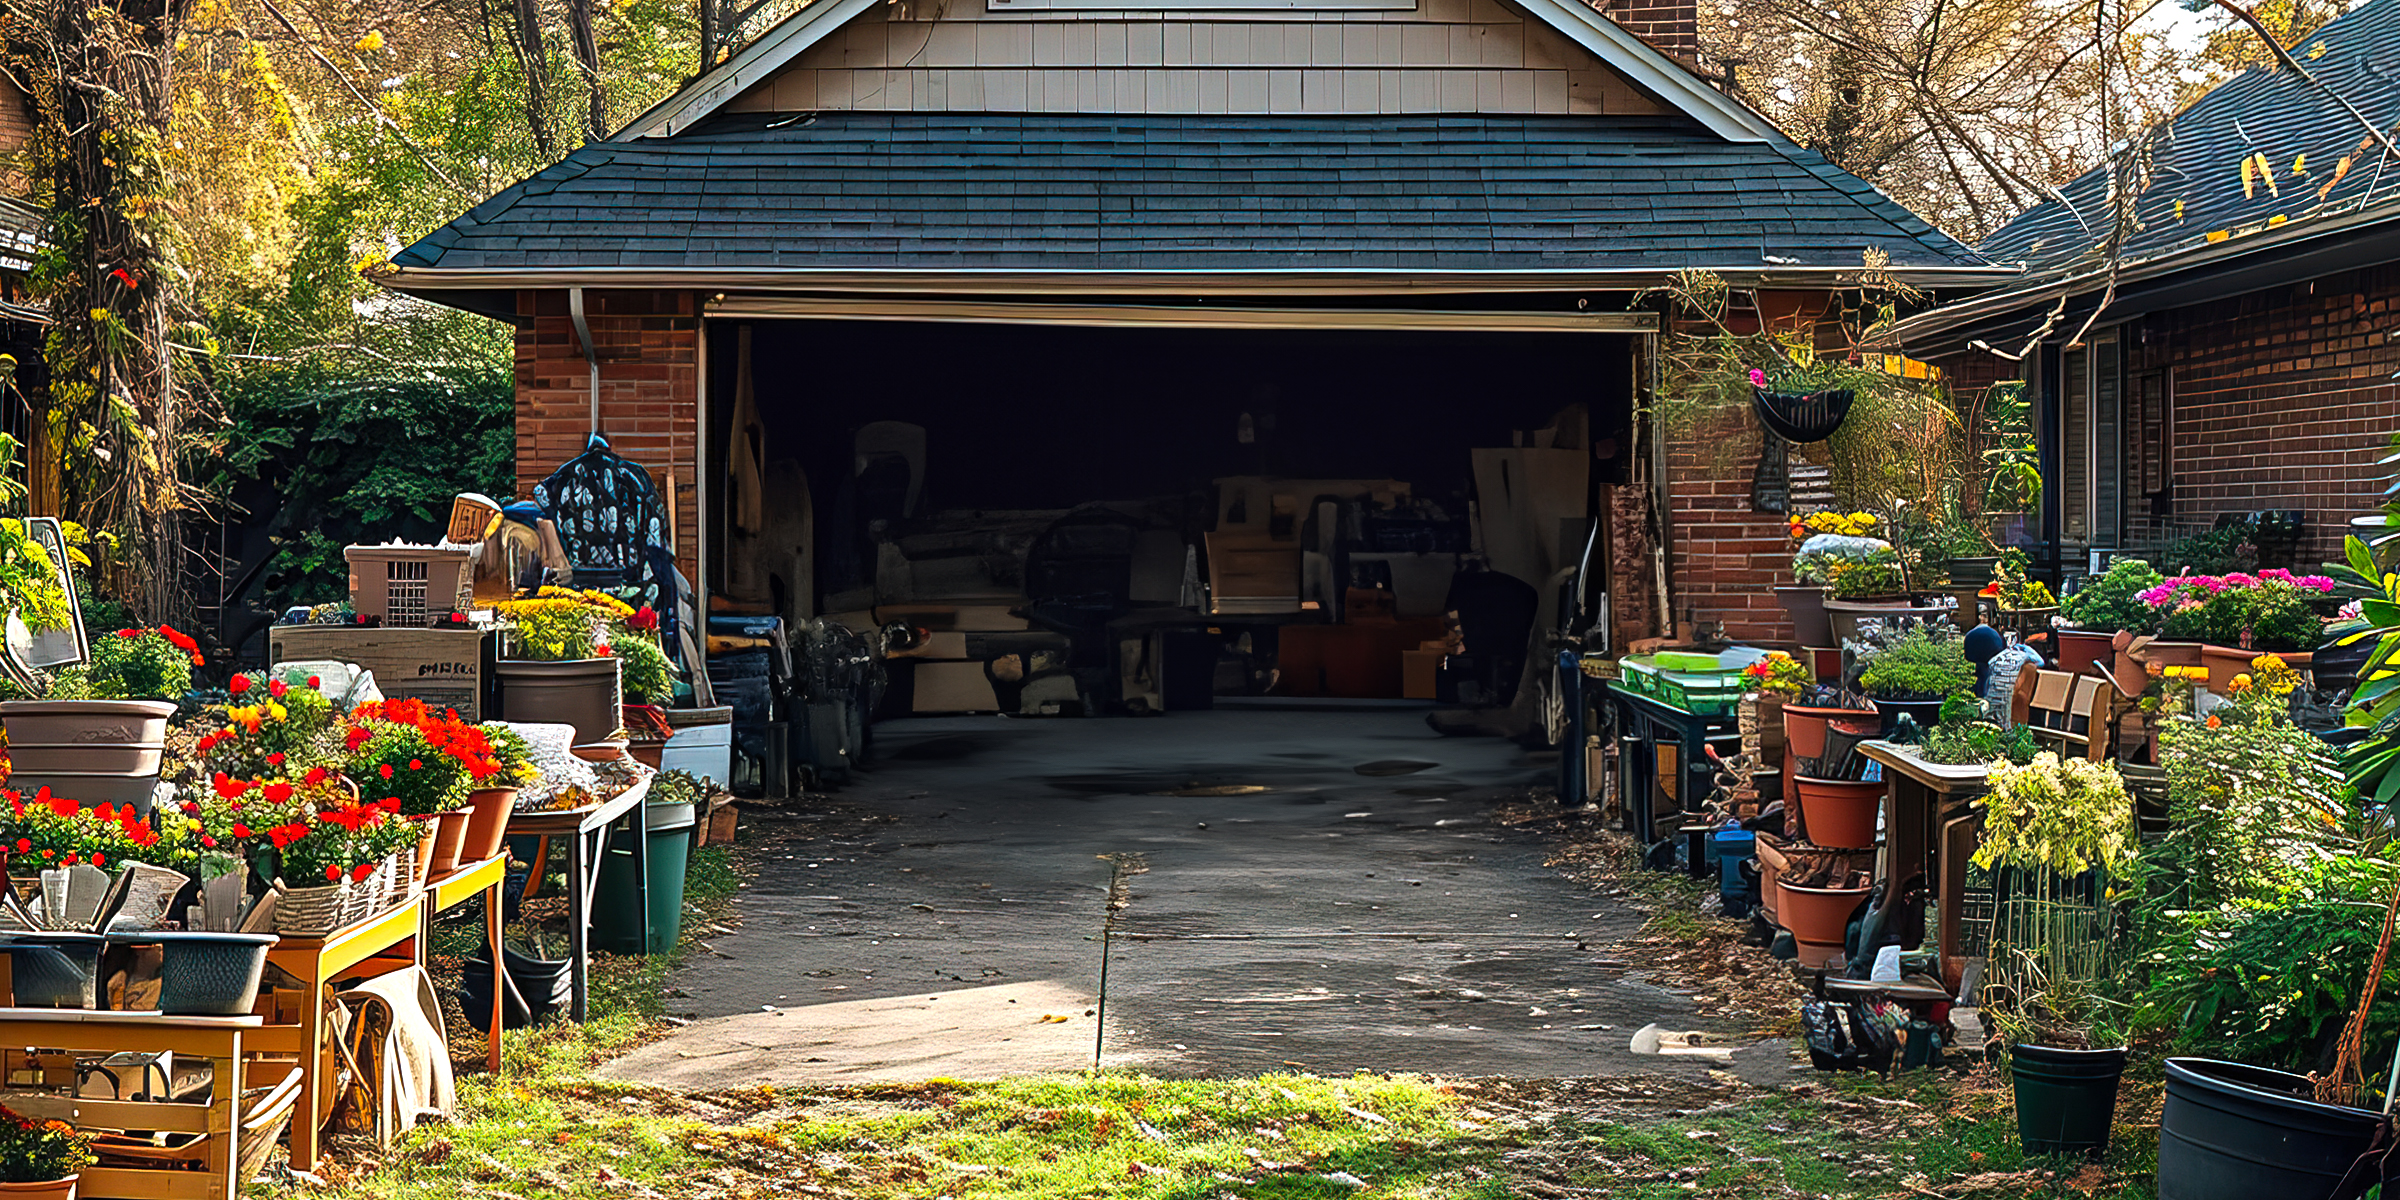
[0,1103,94,1198]
[1973,751,2138,1158]
[2141,571,2337,689]
[1986,550,2057,641]
[493,590,630,745]
[2057,558,2165,675]
[1739,651,1811,764]
[1782,511,1888,645]
[344,716,470,889]
[1,626,200,810]
[463,724,538,864]
[1916,694,2039,767]
[1856,621,1975,734]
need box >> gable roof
[618,0,1781,144]
[1881,0,2400,349]
[384,111,1992,290]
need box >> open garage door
[705,312,1638,720]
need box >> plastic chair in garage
[533,433,672,620]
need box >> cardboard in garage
[911,661,999,713]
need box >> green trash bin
[594,797,697,955]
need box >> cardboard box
[268,626,494,720]
[911,661,999,713]
[1401,649,1444,700]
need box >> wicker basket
[277,883,349,937]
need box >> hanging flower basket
[1753,387,1856,444]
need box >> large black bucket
[2011,1043,2128,1156]
[2158,1058,2385,1200]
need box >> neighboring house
[1883,0,2400,577]
[0,73,47,458]
[386,0,2005,660]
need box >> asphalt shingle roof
[394,112,1981,273]
[1980,0,2400,271]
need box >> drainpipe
[1642,327,1672,639]
[569,287,600,433]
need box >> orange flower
[2206,714,2222,729]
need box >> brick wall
[1595,0,1698,63]
[2118,264,2400,566]
[515,288,703,583]
[1666,407,1795,641]
[0,76,33,194]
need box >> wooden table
[1599,682,1741,867]
[1858,741,1987,994]
[509,779,650,1021]
[252,894,427,1171]
[0,1009,261,1200]
[425,854,509,1073]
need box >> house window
[2058,333,2123,550]
[2130,368,2172,513]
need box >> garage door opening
[707,316,1635,717]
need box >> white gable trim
[613,0,1779,142]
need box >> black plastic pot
[0,933,109,1009]
[130,932,277,1016]
[461,947,572,1033]
[1871,696,1947,737]
[2158,1057,2385,1200]
[2011,1043,2128,1157]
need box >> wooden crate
[267,626,495,721]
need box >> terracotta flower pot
[495,658,623,746]
[1792,776,1884,849]
[1779,703,1880,761]
[405,817,440,894]
[427,809,471,876]
[0,1174,80,1198]
[2054,629,2118,676]
[2200,645,2313,695]
[462,788,518,864]
[1775,878,1874,968]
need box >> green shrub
[616,636,676,705]
[47,627,198,702]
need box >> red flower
[629,606,659,632]
[266,752,285,766]
[45,793,75,819]
[382,796,403,812]
[303,767,328,787]
[214,774,249,800]
[229,675,251,695]
[263,782,295,804]
[345,727,373,752]
[269,678,288,699]
[408,759,423,771]
[201,835,217,849]
[113,628,139,639]
[89,853,103,867]
[231,824,251,839]
[351,863,375,882]
[38,850,52,860]
[12,839,27,854]
[182,801,200,815]
[378,764,395,780]
[307,676,321,689]
[324,864,341,881]
[596,643,615,657]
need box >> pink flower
[1749,368,1767,388]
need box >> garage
[704,307,1642,719]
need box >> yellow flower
[353,29,385,52]
[2228,673,2253,693]
[2250,653,2286,672]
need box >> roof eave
[374,263,2020,299]
[1877,197,2400,355]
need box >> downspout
[569,287,600,433]
[1642,327,1672,639]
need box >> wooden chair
[2010,667,2133,761]
[89,1066,305,1183]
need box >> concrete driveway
[606,706,1737,1086]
